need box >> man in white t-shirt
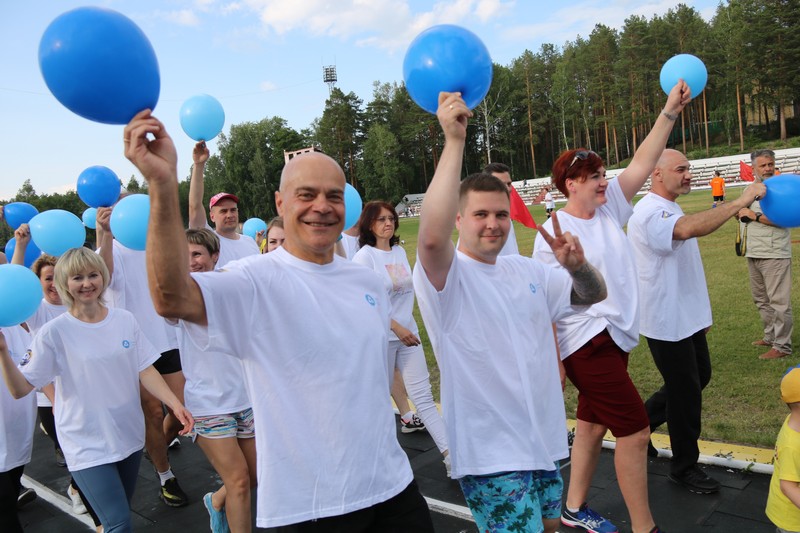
[414,92,607,533]
[483,162,520,255]
[544,188,556,218]
[628,149,765,495]
[188,142,260,268]
[122,110,433,531]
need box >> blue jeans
[71,450,142,533]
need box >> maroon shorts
[563,330,648,438]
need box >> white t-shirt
[628,192,712,341]
[499,223,519,256]
[533,179,639,357]
[26,300,67,408]
[352,245,418,341]
[104,240,176,354]
[0,325,36,472]
[21,308,159,471]
[184,247,413,528]
[205,222,260,268]
[413,250,574,478]
[170,320,250,417]
[339,233,361,260]
[545,192,555,209]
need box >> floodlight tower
[323,65,337,94]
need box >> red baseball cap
[209,192,239,209]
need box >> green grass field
[398,186,800,449]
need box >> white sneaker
[67,485,87,515]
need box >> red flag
[740,161,754,182]
[509,186,537,229]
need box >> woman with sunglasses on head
[352,201,450,471]
[533,81,691,533]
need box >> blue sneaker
[203,492,230,533]
[561,503,618,533]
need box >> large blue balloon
[180,94,225,141]
[0,264,43,327]
[110,194,150,251]
[242,218,267,240]
[82,207,98,229]
[762,174,800,227]
[3,202,39,230]
[77,166,121,208]
[344,184,363,231]
[660,54,707,98]
[4,238,42,269]
[29,210,86,257]
[38,7,160,124]
[403,25,493,114]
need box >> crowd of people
[0,80,796,533]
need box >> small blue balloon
[242,218,267,240]
[0,264,43,327]
[110,194,150,251]
[38,7,160,124]
[77,166,121,208]
[180,94,225,141]
[3,202,39,230]
[660,54,707,98]
[762,174,800,227]
[344,184,363,231]
[29,210,86,257]
[82,207,98,229]
[403,25,493,114]
[4,238,42,269]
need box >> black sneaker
[55,447,67,467]
[647,440,659,458]
[160,477,189,507]
[17,488,37,510]
[668,466,720,494]
[400,414,425,433]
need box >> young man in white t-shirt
[414,92,607,533]
[188,142,260,268]
[122,110,434,531]
[627,149,764,495]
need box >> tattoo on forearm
[569,263,608,305]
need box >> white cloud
[159,9,202,26]
[260,80,277,91]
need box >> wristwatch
[755,213,762,223]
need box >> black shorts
[153,349,182,375]
[713,195,724,201]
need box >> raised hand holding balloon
[39,7,160,124]
[403,25,493,114]
[180,94,225,141]
[29,210,86,257]
[242,218,267,241]
[660,54,707,98]
[3,202,39,230]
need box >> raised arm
[618,81,691,201]
[124,110,207,325]
[95,207,115,278]
[10,224,30,266]
[0,330,35,399]
[673,182,766,240]
[417,92,472,291]
[188,141,210,229]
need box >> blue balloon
[110,194,150,251]
[344,184,363,231]
[0,264,43,327]
[29,210,86,257]
[4,238,42,269]
[403,25,493,114]
[180,94,226,141]
[82,207,98,229]
[77,166,121,208]
[3,202,39,230]
[242,218,267,240]
[38,7,160,125]
[762,174,800,227]
[660,54,707,98]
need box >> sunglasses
[567,150,597,172]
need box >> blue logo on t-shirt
[529,283,537,294]
[122,340,131,348]
[365,294,376,306]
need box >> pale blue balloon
[82,207,98,229]
[179,94,225,141]
[110,194,150,251]
[0,264,43,326]
[660,54,707,98]
[344,184,363,231]
[242,218,267,240]
[29,210,86,257]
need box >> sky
[0,0,720,202]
